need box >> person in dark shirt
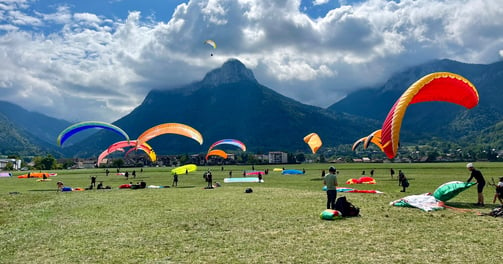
[172,173,178,187]
[466,163,486,206]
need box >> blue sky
[1,0,502,122]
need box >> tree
[4,162,14,171]
[295,153,306,163]
[112,159,124,168]
[33,155,57,170]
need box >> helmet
[466,163,474,168]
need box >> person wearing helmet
[324,166,338,209]
[466,163,486,206]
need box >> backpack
[335,196,360,217]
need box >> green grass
[1,162,502,263]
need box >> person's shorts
[477,182,485,193]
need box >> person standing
[132,170,136,179]
[493,177,503,205]
[398,170,405,186]
[206,170,213,188]
[390,168,395,179]
[370,169,374,178]
[466,163,486,206]
[323,166,338,209]
[172,173,178,187]
[90,175,97,188]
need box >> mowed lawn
[1,162,502,263]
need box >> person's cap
[329,166,336,172]
[466,163,474,168]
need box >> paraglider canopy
[57,121,130,146]
[205,149,228,160]
[136,123,203,147]
[208,139,246,152]
[204,39,216,56]
[303,133,322,154]
[381,72,479,159]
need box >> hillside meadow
[1,162,502,263]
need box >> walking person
[466,163,486,206]
[323,166,338,209]
[400,174,409,192]
[398,170,405,186]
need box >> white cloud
[1,0,503,122]
[313,0,330,6]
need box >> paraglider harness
[335,196,360,217]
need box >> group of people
[322,163,503,210]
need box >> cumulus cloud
[0,0,502,122]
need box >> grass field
[1,162,502,263]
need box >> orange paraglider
[136,123,203,147]
[363,129,384,152]
[303,133,322,154]
[205,149,228,160]
[381,72,479,159]
[351,137,367,151]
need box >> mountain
[0,112,61,156]
[64,59,379,157]
[328,59,503,142]
[0,101,72,156]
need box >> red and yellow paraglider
[303,133,322,154]
[381,72,479,159]
[97,140,156,165]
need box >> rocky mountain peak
[201,59,257,86]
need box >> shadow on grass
[445,202,485,209]
[174,186,196,189]
[310,178,324,181]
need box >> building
[0,159,21,170]
[268,152,288,164]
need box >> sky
[1,0,502,122]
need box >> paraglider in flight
[303,133,322,154]
[136,123,203,147]
[208,139,246,152]
[351,137,367,152]
[98,140,156,165]
[363,129,384,152]
[57,121,130,147]
[204,39,216,56]
[97,147,125,165]
[380,72,479,159]
[125,142,157,163]
[205,149,228,160]
[106,140,138,153]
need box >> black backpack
[335,196,360,217]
